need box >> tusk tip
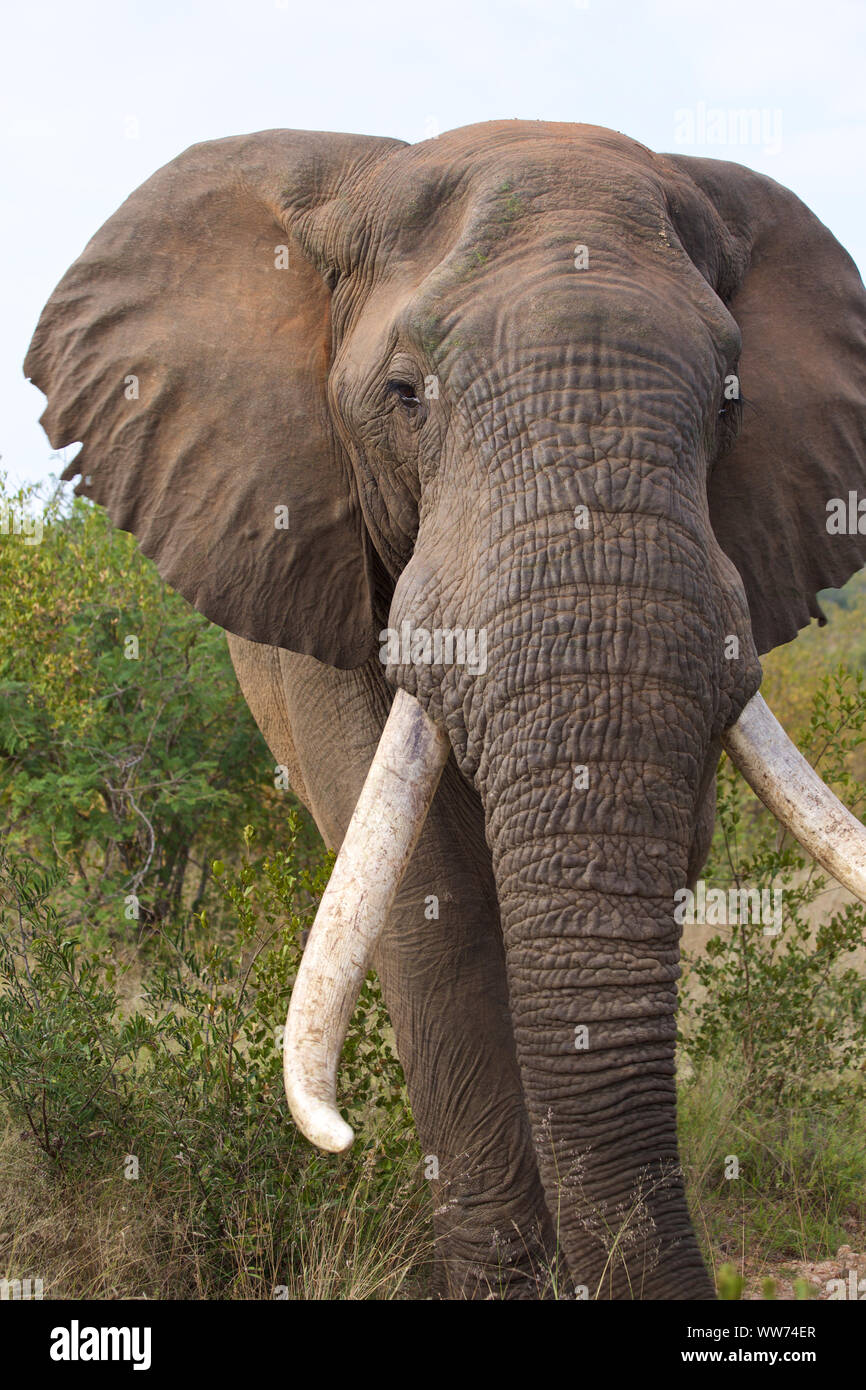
[287,1093,354,1154]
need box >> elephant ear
[664,154,866,654]
[24,129,404,667]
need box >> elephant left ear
[24,130,404,667]
[664,154,866,654]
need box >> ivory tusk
[282,688,450,1152]
[722,691,866,902]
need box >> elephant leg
[228,636,556,1297]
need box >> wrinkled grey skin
[25,121,866,1299]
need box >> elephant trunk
[482,672,866,1297]
[477,664,715,1299]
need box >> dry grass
[0,1117,181,1298]
[0,1114,432,1300]
[4,1057,864,1300]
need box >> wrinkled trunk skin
[389,355,761,1297]
[480,671,714,1299]
[468,531,730,1298]
[472,587,741,1298]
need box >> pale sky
[4,0,865,486]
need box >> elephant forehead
[327,121,734,368]
[337,152,702,343]
[359,122,669,236]
[390,214,713,366]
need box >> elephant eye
[387,379,421,408]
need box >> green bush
[677,666,866,1274]
[0,821,420,1297]
[0,476,305,942]
[679,666,866,1103]
[0,477,424,1297]
[679,1055,866,1267]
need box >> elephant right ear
[663,153,866,655]
[24,129,404,668]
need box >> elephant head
[25,122,866,1298]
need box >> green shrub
[679,666,866,1103]
[0,821,421,1297]
[0,476,303,943]
[678,666,866,1273]
[679,1055,866,1266]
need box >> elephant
[24,120,866,1300]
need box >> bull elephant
[25,121,866,1299]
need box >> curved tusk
[283,688,450,1153]
[722,691,866,902]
